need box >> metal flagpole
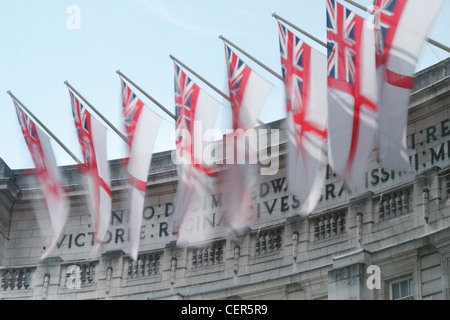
[343,0,376,13]
[169,55,265,126]
[342,0,450,54]
[219,34,284,82]
[170,54,229,101]
[116,70,176,121]
[272,12,327,49]
[426,38,450,54]
[64,81,128,143]
[7,90,83,165]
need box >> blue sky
[1,0,449,170]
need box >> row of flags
[10,0,444,260]
[286,0,443,212]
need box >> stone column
[99,250,126,298]
[0,159,21,266]
[328,249,375,300]
[36,257,63,300]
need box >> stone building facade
[0,58,449,300]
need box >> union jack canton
[14,101,62,198]
[121,80,144,149]
[69,90,97,172]
[174,63,200,158]
[225,44,252,130]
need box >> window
[390,278,414,300]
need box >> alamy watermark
[171,122,280,176]
[66,5,81,30]
[367,265,381,290]
[66,265,82,289]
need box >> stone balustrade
[127,253,162,278]
[313,211,347,241]
[0,268,33,291]
[377,187,413,221]
[255,227,283,255]
[191,241,225,268]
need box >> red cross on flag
[69,89,111,253]
[327,0,378,186]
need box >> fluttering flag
[121,79,162,261]
[222,44,273,230]
[278,21,328,214]
[326,0,378,186]
[13,99,69,260]
[225,44,273,131]
[173,62,220,245]
[374,0,444,171]
[69,89,111,253]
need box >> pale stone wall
[0,59,449,300]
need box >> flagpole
[343,0,375,13]
[342,0,450,54]
[272,12,327,49]
[219,35,284,82]
[426,38,450,54]
[116,70,176,121]
[169,55,265,126]
[7,90,83,165]
[64,81,128,143]
[169,54,230,102]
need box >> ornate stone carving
[423,188,430,223]
[356,212,363,245]
[170,258,177,285]
[105,267,112,295]
[292,232,298,262]
[42,274,50,300]
[233,246,240,275]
